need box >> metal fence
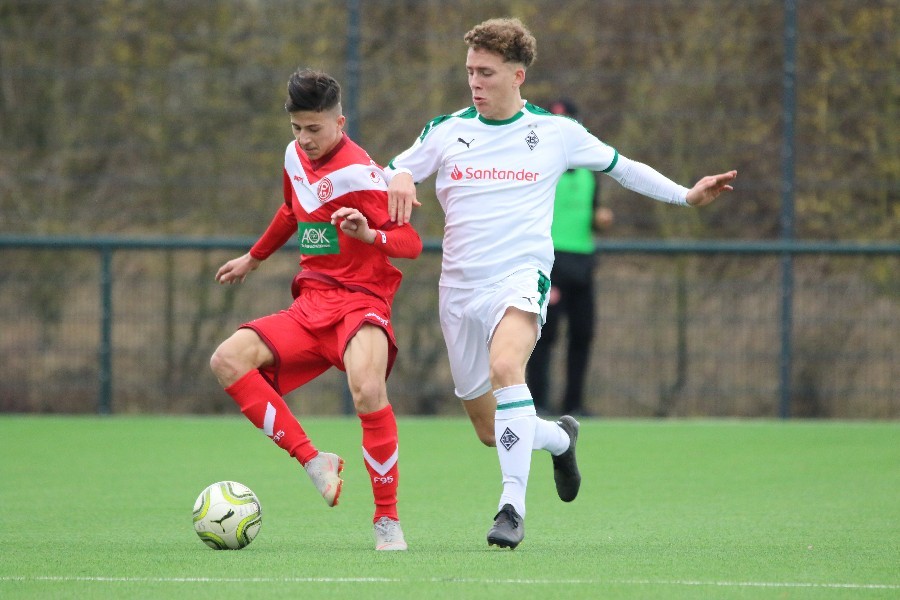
[1,236,896,418]
[1,0,897,417]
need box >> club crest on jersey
[499,427,520,451]
[369,170,383,184]
[525,130,539,151]
[317,177,334,203]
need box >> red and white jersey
[250,133,420,303]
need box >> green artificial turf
[1,416,898,599]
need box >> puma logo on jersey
[457,137,474,148]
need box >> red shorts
[240,285,397,395]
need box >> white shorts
[439,268,551,400]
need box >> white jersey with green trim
[386,101,689,288]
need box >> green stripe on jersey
[477,111,524,126]
[418,106,477,141]
[524,102,553,116]
[601,149,619,173]
[524,101,578,124]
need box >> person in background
[526,98,614,417]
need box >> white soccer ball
[192,481,262,550]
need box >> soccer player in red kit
[210,68,421,551]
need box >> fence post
[778,0,798,419]
[98,245,113,414]
[344,0,361,144]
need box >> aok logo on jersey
[297,222,339,255]
[449,164,540,182]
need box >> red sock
[359,405,400,522]
[225,370,318,465]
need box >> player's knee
[210,338,258,388]
[348,376,385,413]
[471,418,496,447]
[209,346,225,376]
[476,429,496,447]
[209,346,238,387]
[489,356,524,388]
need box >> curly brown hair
[463,18,536,68]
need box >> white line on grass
[1,576,898,590]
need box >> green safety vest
[550,168,597,254]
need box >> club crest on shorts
[499,427,520,451]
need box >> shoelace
[497,508,519,527]
[376,520,402,540]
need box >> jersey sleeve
[249,201,297,260]
[605,155,690,206]
[557,118,620,173]
[556,118,689,206]
[385,120,446,184]
[369,223,423,259]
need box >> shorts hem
[457,382,493,401]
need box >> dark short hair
[464,18,536,68]
[285,68,341,113]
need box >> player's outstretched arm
[685,170,738,207]
[387,172,421,225]
[215,253,262,285]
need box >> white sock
[493,384,536,517]
[533,418,570,456]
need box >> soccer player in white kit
[385,17,737,549]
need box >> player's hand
[215,253,261,285]
[388,172,421,225]
[548,286,561,306]
[331,207,375,243]
[686,170,737,207]
[594,207,614,230]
